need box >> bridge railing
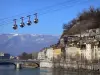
[0,59,39,62]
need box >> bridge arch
[23,60,40,68]
[34,62,40,67]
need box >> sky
[0,0,100,35]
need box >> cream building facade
[65,43,100,61]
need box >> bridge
[0,59,40,69]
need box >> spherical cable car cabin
[20,17,25,28]
[34,13,38,24]
[27,15,32,26]
[12,19,18,30]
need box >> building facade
[0,52,10,59]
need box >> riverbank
[52,67,100,74]
[40,60,100,73]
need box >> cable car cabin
[20,22,25,28]
[34,18,38,24]
[13,19,17,30]
[13,25,17,30]
[27,20,32,25]
[27,15,32,25]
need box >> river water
[0,65,100,75]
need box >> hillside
[62,7,100,37]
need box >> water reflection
[0,65,15,70]
[15,69,20,75]
[40,68,52,75]
[0,66,100,75]
[40,68,100,75]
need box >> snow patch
[13,34,19,36]
[36,38,44,41]
[31,34,44,37]
[31,34,38,36]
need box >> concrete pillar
[15,63,22,69]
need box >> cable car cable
[0,0,74,21]
[0,0,78,22]
[0,0,83,25]
[0,0,93,29]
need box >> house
[53,48,62,58]
[45,47,53,61]
[38,49,46,60]
[38,47,54,68]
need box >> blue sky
[0,0,100,35]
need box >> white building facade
[38,47,54,68]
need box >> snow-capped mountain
[0,34,60,55]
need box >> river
[0,65,100,75]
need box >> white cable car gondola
[20,17,25,28]
[13,19,18,30]
[27,15,32,25]
[34,13,38,24]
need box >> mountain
[0,34,60,56]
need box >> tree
[19,52,32,60]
